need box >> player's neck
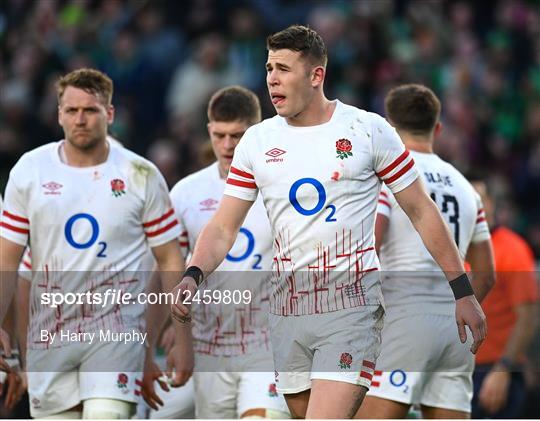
[402,136,433,154]
[61,139,110,167]
[286,96,335,127]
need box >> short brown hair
[207,85,261,126]
[56,68,113,105]
[267,25,327,67]
[384,84,441,135]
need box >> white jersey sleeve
[371,115,418,193]
[224,127,259,202]
[18,247,32,281]
[169,181,190,259]
[141,167,180,248]
[376,185,394,219]
[1,157,31,246]
[471,192,490,243]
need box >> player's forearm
[501,303,537,363]
[189,220,238,274]
[470,272,495,303]
[409,200,465,280]
[0,239,24,324]
[145,271,169,350]
[15,277,29,370]
[466,240,496,303]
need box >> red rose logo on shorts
[339,352,353,369]
[268,383,278,397]
[111,178,126,197]
[117,373,129,392]
[336,139,353,160]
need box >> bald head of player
[266,25,333,127]
[384,83,442,153]
[207,85,261,179]
[56,68,114,165]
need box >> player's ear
[107,105,115,125]
[434,121,442,137]
[311,65,325,88]
[207,122,212,137]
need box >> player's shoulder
[112,144,160,175]
[246,115,282,137]
[11,142,59,175]
[170,162,218,197]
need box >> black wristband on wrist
[449,273,474,300]
[184,266,204,287]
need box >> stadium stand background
[1,0,539,417]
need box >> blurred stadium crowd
[1,0,539,258]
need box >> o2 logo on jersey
[389,369,409,394]
[64,213,107,258]
[289,178,336,222]
[225,227,262,270]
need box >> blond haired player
[0,69,185,418]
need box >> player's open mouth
[271,94,285,105]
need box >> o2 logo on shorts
[225,227,262,270]
[390,369,409,394]
[289,178,337,222]
[64,213,107,258]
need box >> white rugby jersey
[0,140,180,349]
[170,162,272,356]
[377,151,490,314]
[224,101,418,316]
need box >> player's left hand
[455,294,487,354]
[166,343,194,388]
[478,368,510,414]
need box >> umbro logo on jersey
[42,181,63,195]
[265,147,286,163]
[200,198,218,211]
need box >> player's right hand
[141,357,169,411]
[455,294,487,354]
[171,277,197,323]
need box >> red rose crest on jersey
[117,373,129,393]
[339,352,353,369]
[268,383,278,397]
[111,179,126,197]
[200,198,218,211]
[42,181,63,195]
[336,139,353,160]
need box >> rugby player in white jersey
[356,84,496,419]
[172,26,487,419]
[0,68,186,418]
[142,86,289,419]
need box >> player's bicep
[0,237,25,272]
[393,178,436,224]
[150,239,185,272]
